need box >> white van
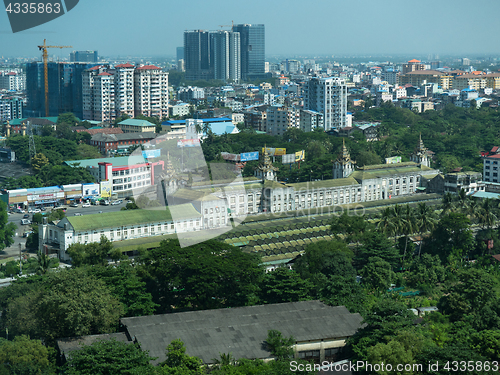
[21,219,31,225]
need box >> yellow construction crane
[37,39,72,117]
[218,20,234,30]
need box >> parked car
[74,213,82,216]
[98,211,103,214]
[33,209,41,213]
[82,203,91,208]
[21,219,31,225]
[70,203,78,208]
[23,214,29,219]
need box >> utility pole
[19,243,22,275]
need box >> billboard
[82,183,99,197]
[282,154,295,164]
[177,139,201,147]
[100,180,112,198]
[295,150,305,161]
[142,149,161,159]
[386,156,402,164]
[262,147,286,156]
[240,151,259,162]
[221,152,240,162]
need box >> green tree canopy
[138,239,263,312]
[64,338,157,375]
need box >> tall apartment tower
[133,65,169,118]
[82,65,115,122]
[304,77,347,130]
[184,30,213,81]
[211,30,241,83]
[114,63,135,118]
[233,24,265,81]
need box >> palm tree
[441,192,454,215]
[401,204,416,264]
[376,207,394,238]
[415,202,437,256]
[478,198,498,230]
[455,188,470,213]
[390,204,406,245]
[36,250,50,275]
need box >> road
[1,201,127,259]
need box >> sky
[1,0,500,60]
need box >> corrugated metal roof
[121,301,363,365]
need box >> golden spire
[336,138,355,166]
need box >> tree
[160,339,203,375]
[423,212,474,263]
[406,254,445,289]
[438,268,500,325]
[258,268,313,304]
[85,263,158,317]
[265,330,295,360]
[330,212,371,245]
[294,240,353,280]
[361,256,395,291]
[414,202,437,255]
[356,230,399,268]
[3,269,123,345]
[0,201,16,252]
[138,239,263,311]
[348,298,416,363]
[64,338,157,375]
[320,274,367,314]
[67,236,124,267]
[31,152,49,172]
[0,335,56,375]
[76,143,102,159]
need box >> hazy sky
[1,0,500,59]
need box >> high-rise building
[134,65,169,118]
[303,77,347,131]
[233,24,265,81]
[211,30,241,83]
[82,65,115,122]
[114,63,135,118]
[184,30,213,81]
[82,64,169,121]
[0,96,23,121]
[25,62,100,118]
[70,50,98,63]
[0,71,25,91]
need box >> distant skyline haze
[1,0,500,59]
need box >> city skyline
[1,0,500,59]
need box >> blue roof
[162,117,232,126]
[471,191,500,199]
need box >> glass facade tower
[233,24,265,81]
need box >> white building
[0,71,25,91]
[114,63,136,118]
[303,77,347,130]
[134,65,169,118]
[39,204,205,261]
